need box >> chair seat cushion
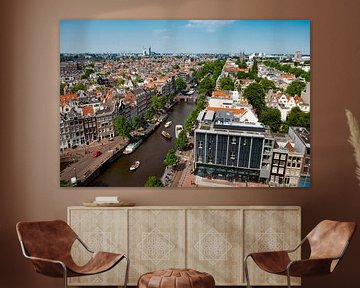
[250,251,291,275]
[67,252,124,276]
[138,268,215,288]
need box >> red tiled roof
[281,74,295,79]
[82,106,95,116]
[207,106,247,116]
[212,90,230,98]
[60,93,79,105]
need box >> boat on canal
[164,121,172,128]
[123,139,143,154]
[161,130,172,140]
[130,161,140,171]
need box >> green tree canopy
[163,149,179,166]
[243,83,266,116]
[236,59,247,68]
[286,80,306,96]
[60,82,65,95]
[71,82,86,93]
[152,95,162,112]
[81,68,94,79]
[176,130,189,150]
[131,116,142,130]
[259,79,276,93]
[145,176,164,187]
[249,59,258,78]
[219,77,235,90]
[176,77,187,91]
[198,77,215,95]
[145,109,153,122]
[263,60,310,82]
[260,108,282,132]
[281,107,310,133]
[114,116,130,137]
[118,78,125,85]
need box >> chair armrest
[287,258,335,277]
[25,255,67,277]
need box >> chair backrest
[16,220,77,261]
[307,220,356,263]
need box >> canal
[88,101,195,187]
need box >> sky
[60,20,310,55]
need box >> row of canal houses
[59,77,176,150]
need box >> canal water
[88,101,195,187]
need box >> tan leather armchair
[16,220,129,288]
[244,220,356,288]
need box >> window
[280,154,286,160]
[198,141,203,149]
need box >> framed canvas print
[59,20,310,188]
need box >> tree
[81,68,94,79]
[163,149,179,166]
[145,109,153,122]
[176,77,186,91]
[199,77,215,95]
[118,78,125,85]
[243,83,266,116]
[281,107,310,133]
[249,59,258,78]
[176,130,189,150]
[286,80,306,96]
[259,79,276,93]
[114,116,130,137]
[60,82,65,95]
[152,95,162,112]
[145,176,164,187]
[219,77,235,90]
[260,108,282,132]
[236,59,247,68]
[71,82,86,92]
[237,71,249,79]
[132,117,142,130]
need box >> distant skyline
[60,20,310,54]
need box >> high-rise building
[194,110,274,183]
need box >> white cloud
[185,20,235,32]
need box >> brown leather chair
[244,220,356,288]
[16,220,129,288]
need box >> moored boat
[123,139,143,154]
[164,121,172,128]
[130,161,140,171]
[161,130,172,140]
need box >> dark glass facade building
[194,110,273,183]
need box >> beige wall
[1,0,360,287]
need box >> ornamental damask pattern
[194,227,232,265]
[138,228,175,265]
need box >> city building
[194,110,274,183]
[288,127,311,187]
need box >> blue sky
[60,20,310,54]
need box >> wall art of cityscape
[60,20,310,188]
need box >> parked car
[92,150,101,158]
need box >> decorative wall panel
[128,209,186,284]
[187,209,243,285]
[67,208,128,285]
[68,206,301,286]
[244,208,301,285]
